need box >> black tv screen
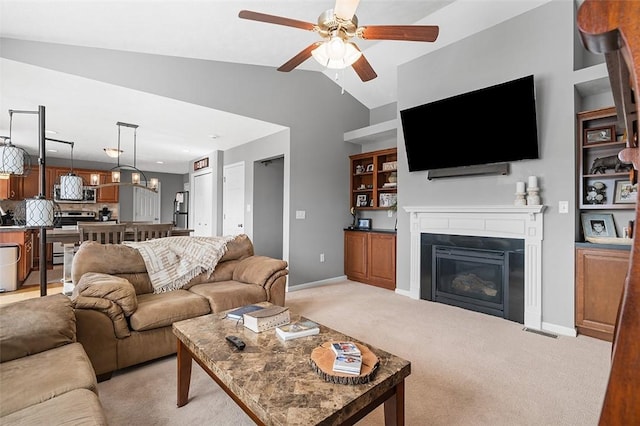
[400,75,539,172]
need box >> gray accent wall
[1,39,370,286]
[396,1,577,330]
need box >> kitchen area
[0,164,191,293]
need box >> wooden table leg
[383,380,405,426]
[177,339,193,407]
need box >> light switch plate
[558,201,569,214]
[295,210,306,219]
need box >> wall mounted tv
[400,75,539,173]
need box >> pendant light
[49,138,83,200]
[0,111,32,176]
[99,121,158,192]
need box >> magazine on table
[275,319,320,341]
[330,341,361,357]
[332,354,362,375]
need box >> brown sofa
[0,294,108,425]
[70,234,288,379]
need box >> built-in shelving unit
[344,119,397,145]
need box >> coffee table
[172,309,411,425]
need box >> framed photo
[584,126,615,145]
[357,218,372,229]
[379,193,397,207]
[356,194,368,207]
[365,164,374,172]
[581,213,617,238]
[614,180,638,204]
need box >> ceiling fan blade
[334,0,361,21]
[277,42,323,72]
[360,25,440,42]
[352,53,377,82]
[238,10,315,31]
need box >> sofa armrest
[0,294,76,363]
[232,256,288,287]
[71,272,138,338]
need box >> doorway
[253,156,284,258]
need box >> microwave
[53,185,97,203]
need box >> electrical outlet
[320,253,325,263]
[388,210,393,218]
[558,201,569,214]
[295,210,306,219]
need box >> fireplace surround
[404,205,545,329]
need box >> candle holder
[514,191,527,206]
[527,187,541,206]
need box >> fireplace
[422,234,524,323]
[405,205,544,329]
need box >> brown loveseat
[70,234,288,379]
[0,294,108,425]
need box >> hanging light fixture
[0,111,32,176]
[311,33,362,69]
[47,138,83,200]
[96,121,157,192]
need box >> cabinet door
[575,247,628,341]
[0,175,23,200]
[368,233,396,290]
[22,167,41,198]
[344,231,368,282]
[97,172,119,203]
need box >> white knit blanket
[123,235,235,293]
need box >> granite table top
[173,310,411,426]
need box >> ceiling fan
[238,0,439,82]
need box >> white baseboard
[394,288,412,298]
[542,321,577,337]
[287,275,347,292]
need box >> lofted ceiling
[0,0,551,174]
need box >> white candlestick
[528,176,538,188]
[516,182,525,193]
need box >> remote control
[225,335,246,350]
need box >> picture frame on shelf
[584,126,615,145]
[581,213,617,238]
[365,164,374,172]
[356,194,368,207]
[357,218,372,229]
[379,193,397,207]
[614,180,638,204]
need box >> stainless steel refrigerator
[174,191,189,228]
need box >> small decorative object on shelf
[585,181,607,204]
[526,176,541,206]
[589,154,632,174]
[514,181,526,206]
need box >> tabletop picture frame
[614,180,638,204]
[584,125,615,145]
[356,194,368,207]
[581,213,616,238]
[357,218,372,229]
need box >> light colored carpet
[98,280,611,425]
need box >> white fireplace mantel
[403,205,545,329]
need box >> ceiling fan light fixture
[312,40,362,69]
[104,148,123,158]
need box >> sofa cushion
[72,241,146,284]
[0,294,75,363]
[129,290,211,332]
[188,280,267,313]
[1,388,108,426]
[0,342,97,417]
[232,256,289,286]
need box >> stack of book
[226,304,264,320]
[275,319,320,341]
[242,305,290,333]
[331,341,362,375]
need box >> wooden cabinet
[96,172,119,203]
[349,148,397,210]
[31,230,53,271]
[577,107,634,210]
[575,245,628,341]
[0,175,23,200]
[344,230,396,290]
[0,230,33,283]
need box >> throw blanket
[123,235,235,293]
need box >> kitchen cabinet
[575,245,628,341]
[31,230,53,271]
[0,175,23,200]
[96,172,119,203]
[344,229,396,290]
[0,229,33,283]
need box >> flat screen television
[400,75,539,172]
